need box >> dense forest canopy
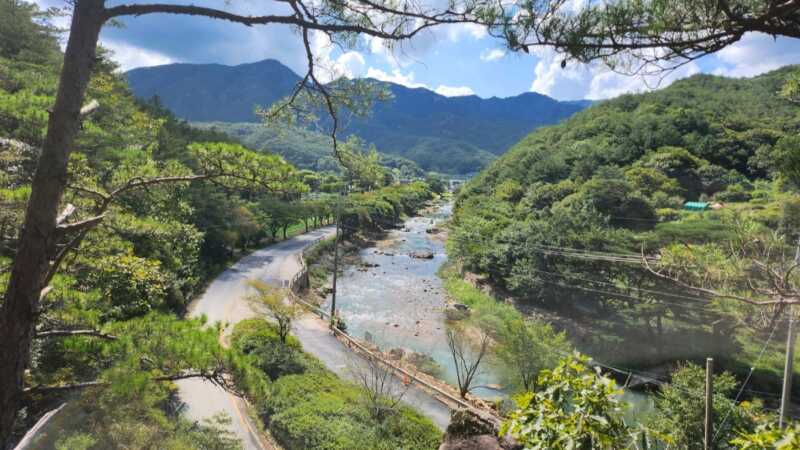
[0,2,439,446]
[194,121,428,177]
[449,66,800,391]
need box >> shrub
[251,343,308,380]
[714,183,752,202]
[231,318,302,353]
[231,319,441,450]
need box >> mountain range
[126,59,590,174]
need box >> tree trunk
[0,2,105,447]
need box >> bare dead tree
[348,353,409,422]
[446,328,488,399]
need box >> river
[322,201,654,419]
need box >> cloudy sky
[37,0,800,100]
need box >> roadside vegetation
[230,318,442,450]
[0,4,432,446]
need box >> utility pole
[705,357,714,450]
[330,192,342,326]
[780,306,796,428]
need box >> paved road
[178,226,334,450]
[179,225,452,450]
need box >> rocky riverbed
[320,202,505,397]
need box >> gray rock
[445,303,471,321]
[409,250,434,259]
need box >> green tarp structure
[684,201,709,211]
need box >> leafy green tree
[338,136,388,192]
[247,280,301,344]
[501,354,629,449]
[579,166,657,229]
[0,0,60,64]
[647,362,757,449]
[624,166,683,198]
[424,173,446,195]
[496,318,571,392]
[636,146,707,198]
[732,421,800,449]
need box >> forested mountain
[195,121,426,177]
[449,66,800,392]
[127,59,300,122]
[1,3,441,447]
[126,60,589,174]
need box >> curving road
[178,226,334,450]
[178,225,452,450]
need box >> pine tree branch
[35,329,117,340]
[23,369,237,395]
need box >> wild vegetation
[450,65,800,375]
[0,3,417,446]
[447,66,800,445]
[229,318,442,450]
[5,0,800,446]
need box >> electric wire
[712,315,782,443]
[526,266,713,306]
[537,278,713,312]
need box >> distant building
[683,201,710,211]
[448,179,466,190]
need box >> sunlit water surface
[323,202,653,417]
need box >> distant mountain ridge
[126,59,589,174]
[127,59,300,122]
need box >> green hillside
[194,121,425,177]
[127,61,588,174]
[449,66,800,389]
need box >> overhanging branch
[35,329,117,340]
[23,369,238,395]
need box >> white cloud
[529,47,702,100]
[712,33,800,78]
[529,48,587,99]
[434,85,475,96]
[444,23,487,42]
[307,32,368,81]
[480,49,506,62]
[101,40,175,71]
[365,67,473,96]
[365,67,427,88]
[336,51,367,78]
[529,33,800,100]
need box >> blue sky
[38,0,800,100]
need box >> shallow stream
[323,202,654,417]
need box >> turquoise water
[323,202,654,415]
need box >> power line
[713,315,782,443]
[535,243,649,259]
[529,245,656,264]
[526,266,713,306]
[537,278,712,312]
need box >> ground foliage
[449,66,800,399]
[0,2,330,446]
[230,319,442,450]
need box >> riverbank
[303,202,508,394]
